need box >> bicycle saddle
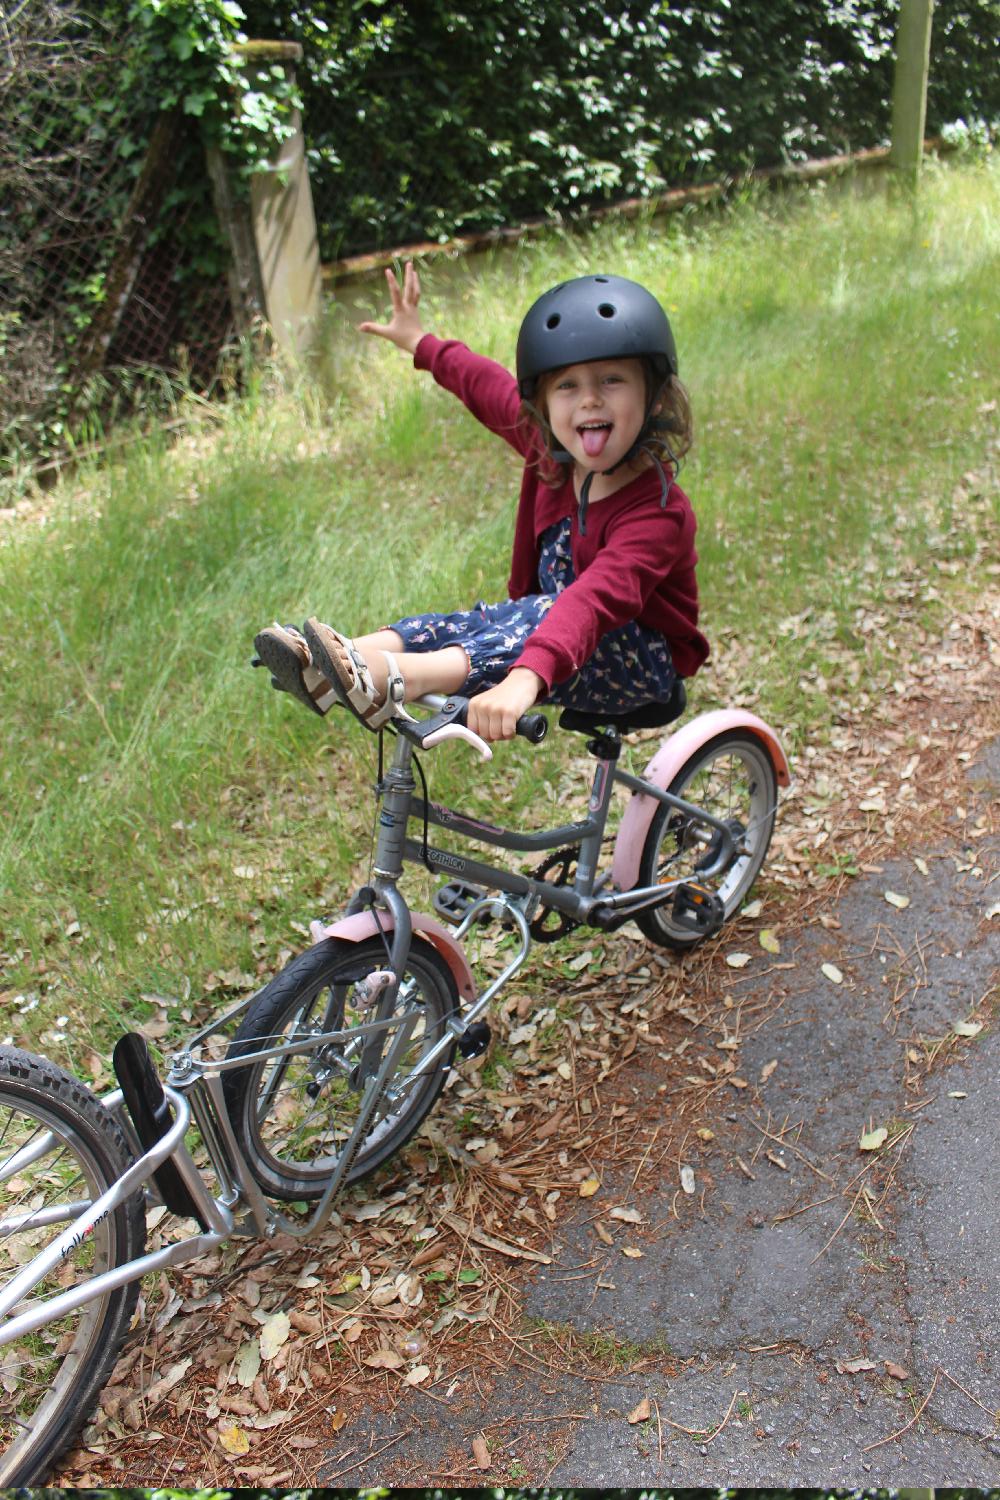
[558,677,687,736]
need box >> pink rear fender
[611,709,791,893]
[308,910,477,1002]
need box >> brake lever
[422,723,493,760]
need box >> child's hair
[521,356,693,489]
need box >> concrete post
[235,41,323,360]
[890,0,935,185]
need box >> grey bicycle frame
[0,707,737,1346]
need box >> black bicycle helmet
[516,274,678,398]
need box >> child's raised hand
[358,261,425,354]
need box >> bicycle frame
[362,718,741,919]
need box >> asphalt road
[328,736,999,1487]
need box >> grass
[1,154,998,1072]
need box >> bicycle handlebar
[399,695,548,751]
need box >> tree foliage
[239,0,1000,258]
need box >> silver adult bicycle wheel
[0,1047,145,1484]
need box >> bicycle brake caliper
[354,969,396,1007]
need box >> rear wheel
[0,1047,145,1484]
[635,730,778,950]
[223,936,459,1199]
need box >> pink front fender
[309,910,477,1002]
[611,709,791,892]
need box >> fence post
[890,0,935,186]
[205,142,268,343]
[234,40,323,360]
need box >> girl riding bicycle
[256,264,709,743]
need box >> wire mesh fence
[1,0,234,476]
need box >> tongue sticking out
[580,425,611,458]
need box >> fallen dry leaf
[836,1357,877,1375]
[621,1247,644,1259]
[364,1347,404,1370]
[218,1423,251,1456]
[258,1311,290,1361]
[143,1357,193,1407]
[726,951,752,969]
[760,1059,778,1082]
[953,1020,983,1037]
[884,890,910,909]
[884,1360,910,1380]
[595,1222,614,1245]
[579,1177,601,1198]
[821,962,844,985]
[472,1434,492,1470]
[759,929,781,954]
[609,1206,642,1223]
[679,1165,696,1194]
[627,1396,652,1424]
[236,1340,260,1389]
[404,1364,431,1386]
[859,1126,888,1152]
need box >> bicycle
[0,679,788,1482]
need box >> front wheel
[0,1047,146,1484]
[634,730,779,950]
[223,936,460,1200]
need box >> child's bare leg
[347,629,468,702]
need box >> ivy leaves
[127,0,299,169]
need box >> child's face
[543,357,651,473]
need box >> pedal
[432,880,486,925]
[672,881,725,937]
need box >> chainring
[529,845,582,942]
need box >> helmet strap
[577,397,672,534]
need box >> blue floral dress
[389,518,676,712]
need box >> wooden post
[890,0,935,185]
[235,40,323,360]
[204,141,269,343]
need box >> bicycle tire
[635,729,778,950]
[223,936,459,1200]
[0,1047,145,1485]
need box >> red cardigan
[414,334,710,691]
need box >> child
[255,263,709,743]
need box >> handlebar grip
[517,712,548,744]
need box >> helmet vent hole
[598,303,616,319]
[594,275,609,283]
[546,313,561,330]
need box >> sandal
[303,618,414,732]
[253,624,337,717]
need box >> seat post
[575,729,621,891]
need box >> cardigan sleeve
[413,334,534,456]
